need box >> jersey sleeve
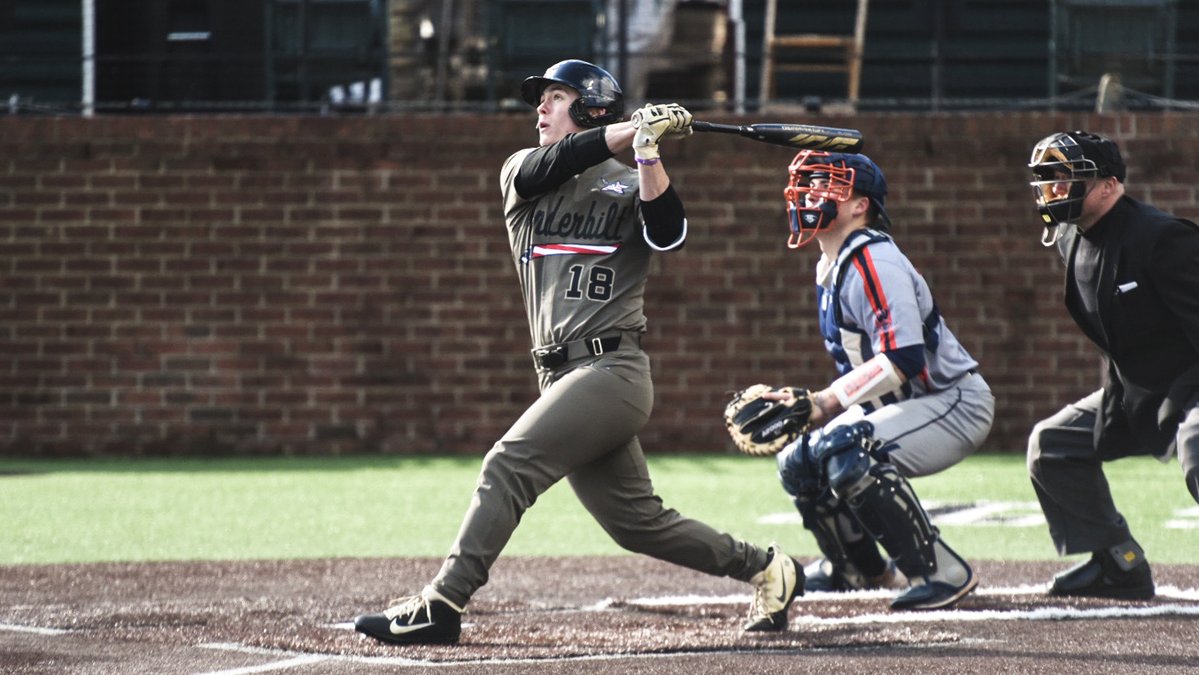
[840,246,928,377]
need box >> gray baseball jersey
[501,146,658,350]
[805,228,994,477]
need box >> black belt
[532,332,639,369]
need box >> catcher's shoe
[804,558,906,593]
[891,540,977,611]
[1049,551,1155,600]
[743,544,803,632]
[354,587,464,645]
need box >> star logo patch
[598,179,631,195]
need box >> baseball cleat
[1048,552,1155,600]
[354,587,464,645]
[890,540,977,611]
[891,570,978,611]
[804,557,906,593]
[743,544,803,632]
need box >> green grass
[0,453,1195,565]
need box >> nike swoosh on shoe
[390,619,434,635]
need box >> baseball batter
[761,150,995,610]
[354,59,801,645]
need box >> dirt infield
[2,556,1198,674]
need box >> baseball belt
[532,331,642,370]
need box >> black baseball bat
[692,121,864,153]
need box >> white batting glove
[661,102,694,138]
[631,104,671,163]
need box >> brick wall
[2,112,1198,457]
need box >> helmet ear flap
[568,98,619,128]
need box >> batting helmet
[521,59,624,128]
[784,150,892,249]
[1028,131,1126,243]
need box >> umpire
[1027,130,1199,599]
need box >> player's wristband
[635,156,660,166]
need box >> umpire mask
[1028,131,1125,245]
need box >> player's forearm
[603,121,635,153]
[810,354,911,426]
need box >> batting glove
[633,103,690,164]
[661,102,694,138]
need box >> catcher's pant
[430,350,770,608]
[815,372,996,479]
[1027,389,1199,555]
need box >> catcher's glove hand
[723,384,813,457]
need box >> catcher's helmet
[521,59,624,128]
[784,150,892,249]
[1028,131,1125,244]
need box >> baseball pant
[430,350,769,607]
[1027,389,1199,555]
[817,372,996,479]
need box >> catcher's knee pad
[812,421,876,500]
[844,462,939,580]
[777,434,821,498]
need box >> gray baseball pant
[430,350,769,607]
[1027,389,1199,555]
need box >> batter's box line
[198,641,814,671]
[616,583,1199,607]
[788,602,1199,627]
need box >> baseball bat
[692,121,864,153]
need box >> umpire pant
[430,350,769,608]
[1027,389,1199,556]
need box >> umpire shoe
[891,540,978,611]
[354,586,464,645]
[1049,547,1155,600]
[744,544,803,632]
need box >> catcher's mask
[1028,130,1125,245]
[521,59,624,128]
[784,150,892,249]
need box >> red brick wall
[2,113,1198,457]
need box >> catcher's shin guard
[817,423,939,581]
[841,463,939,580]
[779,430,888,586]
[779,436,854,570]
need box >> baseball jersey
[816,228,978,410]
[500,129,684,350]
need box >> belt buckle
[536,346,567,369]
[590,337,604,356]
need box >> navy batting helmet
[520,59,624,128]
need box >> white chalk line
[0,622,70,636]
[9,585,1198,671]
[198,641,776,670]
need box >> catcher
[725,150,995,610]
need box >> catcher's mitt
[723,384,813,457]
